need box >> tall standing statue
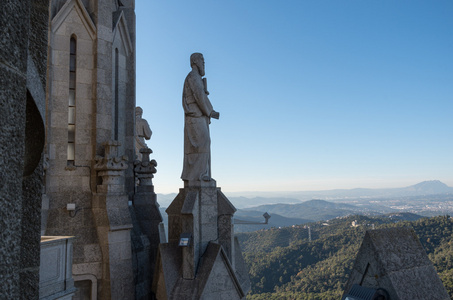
[181,53,219,182]
[135,106,152,159]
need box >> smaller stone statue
[135,106,152,160]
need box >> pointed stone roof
[154,242,246,300]
[218,189,236,215]
[166,189,189,215]
[51,0,96,39]
[112,10,133,56]
[343,227,450,300]
[233,237,251,294]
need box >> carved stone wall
[0,0,48,299]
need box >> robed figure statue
[181,53,219,182]
[135,106,152,160]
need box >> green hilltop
[237,214,453,300]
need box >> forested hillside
[237,215,453,300]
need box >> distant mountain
[403,180,453,194]
[157,194,302,209]
[223,180,453,201]
[157,193,177,208]
[156,181,452,209]
[228,196,301,209]
[155,181,452,229]
[243,199,366,221]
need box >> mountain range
[156,180,452,233]
[157,180,453,209]
[242,199,369,220]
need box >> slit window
[114,48,119,140]
[68,37,76,165]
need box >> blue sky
[135,1,453,194]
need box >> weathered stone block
[50,111,67,130]
[77,38,94,55]
[52,34,70,51]
[53,65,70,82]
[76,82,93,99]
[77,68,93,84]
[97,24,113,40]
[73,262,102,279]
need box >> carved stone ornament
[94,140,128,186]
[134,147,157,186]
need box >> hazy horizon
[156,179,453,195]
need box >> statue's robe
[135,117,152,158]
[181,70,214,181]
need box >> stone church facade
[42,0,161,299]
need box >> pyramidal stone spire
[343,227,450,300]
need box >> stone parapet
[39,236,76,300]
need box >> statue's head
[190,53,205,76]
[135,106,143,117]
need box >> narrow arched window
[114,48,119,140]
[68,37,76,165]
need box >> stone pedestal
[153,180,250,299]
[93,141,134,300]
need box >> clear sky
[135,1,453,194]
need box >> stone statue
[181,53,219,182]
[135,106,152,159]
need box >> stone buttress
[93,141,134,299]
